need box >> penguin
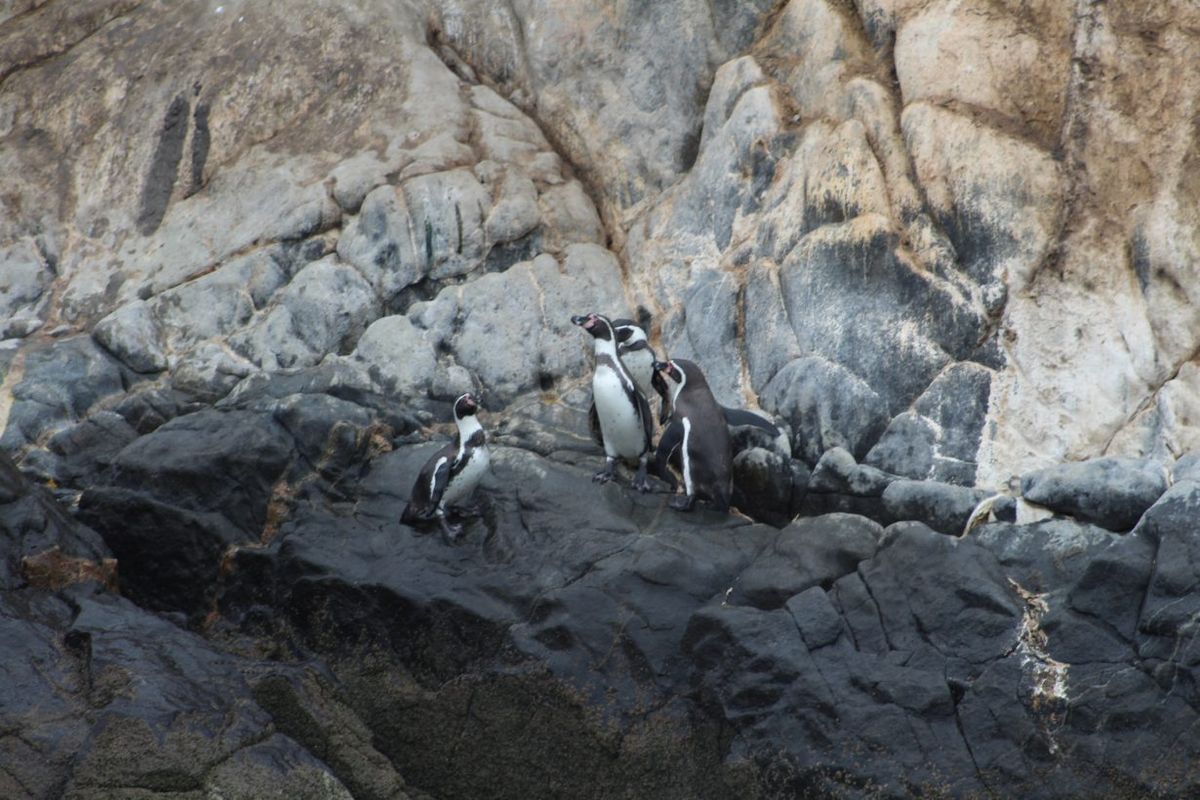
[652,359,732,512]
[572,312,654,491]
[400,392,490,540]
[586,319,670,444]
[646,345,790,457]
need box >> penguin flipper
[653,420,684,489]
[426,456,452,510]
[721,406,779,435]
[587,401,604,447]
[636,385,654,453]
[652,371,672,426]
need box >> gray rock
[0,336,125,450]
[808,446,896,496]
[172,341,259,404]
[233,256,380,371]
[0,238,51,338]
[1134,481,1200,648]
[661,269,743,406]
[1172,451,1200,483]
[403,168,492,280]
[866,363,994,485]
[351,314,438,398]
[152,249,287,352]
[1021,457,1168,532]
[484,168,541,244]
[410,246,625,404]
[335,184,425,304]
[92,299,168,373]
[881,479,1000,536]
[762,356,891,464]
[775,220,985,413]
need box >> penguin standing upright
[586,319,671,441]
[573,312,654,491]
[652,359,732,512]
[401,392,490,540]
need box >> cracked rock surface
[4,0,1200,798]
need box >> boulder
[761,357,891,464]
[92,299,168,374]
[1021,457,1168,532]
[881,479,1012,536]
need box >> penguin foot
[593,469,616,484]
[451,501,483,518]
[631,475,653,493]
[670,494,696,512]
[438,516,465,541]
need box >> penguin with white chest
[572,312,654,491]
[401,392,490,540]
[586,319,670,443]
[652,359,732,512]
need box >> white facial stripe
[671,365,686,405]
[681,417,693,496]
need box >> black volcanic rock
[0,450,407,799]
[1021,457,1168,531]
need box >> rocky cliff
[3,1,1200,798]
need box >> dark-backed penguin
[572,312,654,491]
[652,358,732,512]
[400,392,490,540]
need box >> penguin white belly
[593,366,644,461]
[442,446,490,508]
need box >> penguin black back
[653,359,731,512]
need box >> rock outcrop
[4,0,1200,798]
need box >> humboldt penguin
[400,392,490,540]
[652,359,732,511]
[573,312,654,491]
[586,319,671,443]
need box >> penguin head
[653,359,685,386]
[571,312,614,341]
[610,319,644,345]
[453,393,480,420]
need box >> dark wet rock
[0,335,126,451]
[761,356,891,464]
[1134,481,1200,650]
[1021,457,1169,532]
[0,451,111,590]
[881,478,1012,536]
[0,450,405,799]
[36,410,139,485]
[731,447,798,526]
[113,384,205,435]
[733,514,883,609]
[77,409,295,617]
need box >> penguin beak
[571,313,597,331]
[654,361,679,382]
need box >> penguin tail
[400,502,427,525]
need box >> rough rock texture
[1021,457,1169,532]
[4,0,1200,797]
